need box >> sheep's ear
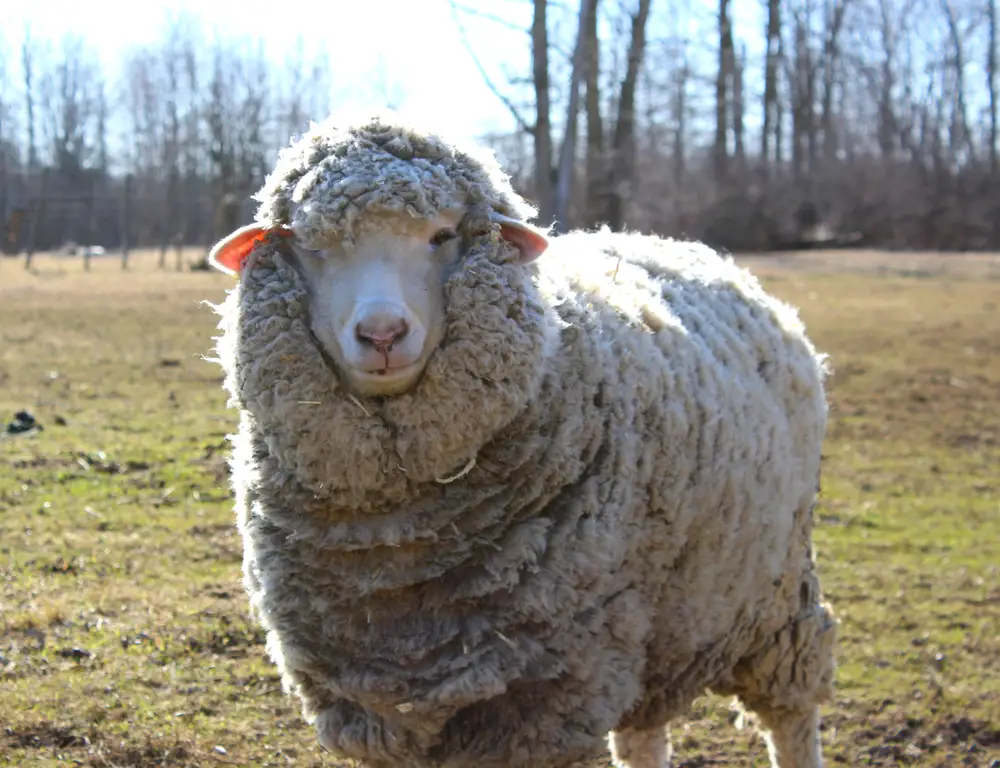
[208,224,294,275]
[491,213,550,264]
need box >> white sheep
[208,113,837,768]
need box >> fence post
[83,182,97,272]
[120,174,132,270]
[25,169,48,271]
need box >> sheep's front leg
[609,725,671,768]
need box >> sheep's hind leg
[722,578,837,767]
[745,702,824,768]
[608,725,671,768]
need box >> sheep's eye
[430,227,458,247]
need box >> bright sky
[2,0,762,146]
[3,0,536,144]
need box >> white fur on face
[291,209,464,397]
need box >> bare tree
[307,46,333,125]
[762,0,783,168]
[283,37,307,143]
[939,0,975,163]
[583,0,604,226]
[371,54,407,112]
[0,44,12,247]
[162,24,183,268]
[606,0,652,231]
[990,0,998,176]
[232,40,271,254]
[553,0,597,232]
[448,1,534,136]
[873,0,902,159]
[22,28,39,173]
[50,35,101,177]
[123,48,161,259]
[715,0,734,180]
[179,22,203,245]
[8,0,1000,257]
[788,1,819,178]
[25,168,47,270]
[733,44,746,169]
[532,0,555,224]
[95,79,108,175]
[672,58,690,185]
[120,173,132,270]
[205,42,238,247]
[820,0,852,161]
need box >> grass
[1,248,999,767]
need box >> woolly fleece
[212,114,837,768]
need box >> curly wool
[252,111,538,247]
[213,116,836,768]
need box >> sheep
[207,112,837,768]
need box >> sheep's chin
[345,363,425,397]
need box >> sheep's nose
[355,316,409,352]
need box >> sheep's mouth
[357,351,422,377]
[356,362,420,380]
[349,362,426,396]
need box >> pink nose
[355,316,409,352]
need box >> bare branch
[447,0,534,134]
[449,2,532,34]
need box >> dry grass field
[1,248,998,766]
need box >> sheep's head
[208,206,549,397]
[209,113,550,397]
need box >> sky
[13,0,995,152]
[1,0,767,145]
[2,0,541,145]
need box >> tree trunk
[532,0,554,225]
[821,0,850,161]
[158,239,168,268]
[791,12,816,179]
[26,170,48,271]
[22,33,38,173]
[84,181,97,272]
[733,44,746,170]
[121,174,131,270]
[714,0,733,181]
[990,0,998,176]
[583,0,604,227]
[762,0,782,168]
[776,27,786,167]
[607,0,652,231]
[876,0,897,159]
[939,0,974,163]
[553,0,596,233]
[673,61,689,227]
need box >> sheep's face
[291,209,463,396]
[209,208,549,398]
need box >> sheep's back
[542,229,828,724]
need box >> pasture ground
[1,249,998,767]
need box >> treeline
[0,17,333,259]
[480,0,1000,251]
[1,1,998,262]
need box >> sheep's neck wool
[222,233,564,507]
[216,233,641,761]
